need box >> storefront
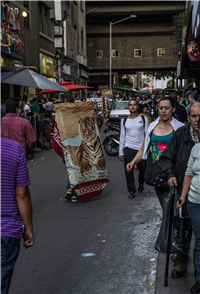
[1,52,23,99]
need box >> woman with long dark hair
[126,96,184,208]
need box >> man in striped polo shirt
[1,136,35,294]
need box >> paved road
[10,126,161,294]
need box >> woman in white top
[177,123,200,293]
[126,96,184,208]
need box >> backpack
[123,115,146,137]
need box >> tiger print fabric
[54,102,109,190]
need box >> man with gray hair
[160,102,200,279]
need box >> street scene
[1,1,200,294]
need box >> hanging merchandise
[1,3,5,21]
[7,6,13,27]
[15,11,21,31]
[2,30,6,44]
[2,4,8,22]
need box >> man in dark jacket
[160,102,200,279]
[171,92,187,124]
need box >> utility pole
[52,0,64,83]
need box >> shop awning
[37,84,93,95]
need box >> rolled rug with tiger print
[54,101,109,201]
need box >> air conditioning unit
[49,10,67,21]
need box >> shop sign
[101,89,113,95]
[39,53,56,77]
[1,53,23,71]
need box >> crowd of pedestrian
[1,87,200,294]
[123,95,200,293]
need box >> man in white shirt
[22,101,31,117]
[44,98,53,112]
[119,98,149,198]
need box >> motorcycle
[147,95,157,122]
[102,123,120,156]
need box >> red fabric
[58,81,73,85]
[52,123,64,160]
[73,179,109,202]
[37,85,93,95]
[36,90,63,95]
[1,113,36,155]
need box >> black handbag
[144,150,168,189]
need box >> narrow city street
[9,126,162,294]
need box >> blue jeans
[67,177,77,196]
[187,200,200,281]
[1,236,21,294]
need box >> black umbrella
[2,69,68,92]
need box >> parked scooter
[103,123,120,156]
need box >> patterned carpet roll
[54,102,109,201]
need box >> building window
[134,49,142,57]
[23,1,29,29]
[112,50,119,57]
[74,23,77,30]
[44,5,48,36]
[39,2,42,32]
[96,50,103,58]
[157,48,165,56]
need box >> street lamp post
[109,15,137,90]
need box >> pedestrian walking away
[126,96,184,207]
[160,102,200,280]
[119,98,149,199]
[1,100,36,156]
[1,136,35,294]
[171,92,187,124]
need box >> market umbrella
[113,86,135,92]
[140,87,153,90]
[153,88,163,92]
[37,84,93,95]
[164,87,178,91]
[36,90,63,95]
[131,88,139,92]
[58,81,73,85]
[140,89,150,93]
[2,69,68,92]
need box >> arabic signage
[39,53,56,77]
[1,53,23,71]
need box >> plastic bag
[172,207,190,255]
[155,187,190,255]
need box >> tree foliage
[173,9,190,46]
[143,71,177,81]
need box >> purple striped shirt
[1,137,31,239]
